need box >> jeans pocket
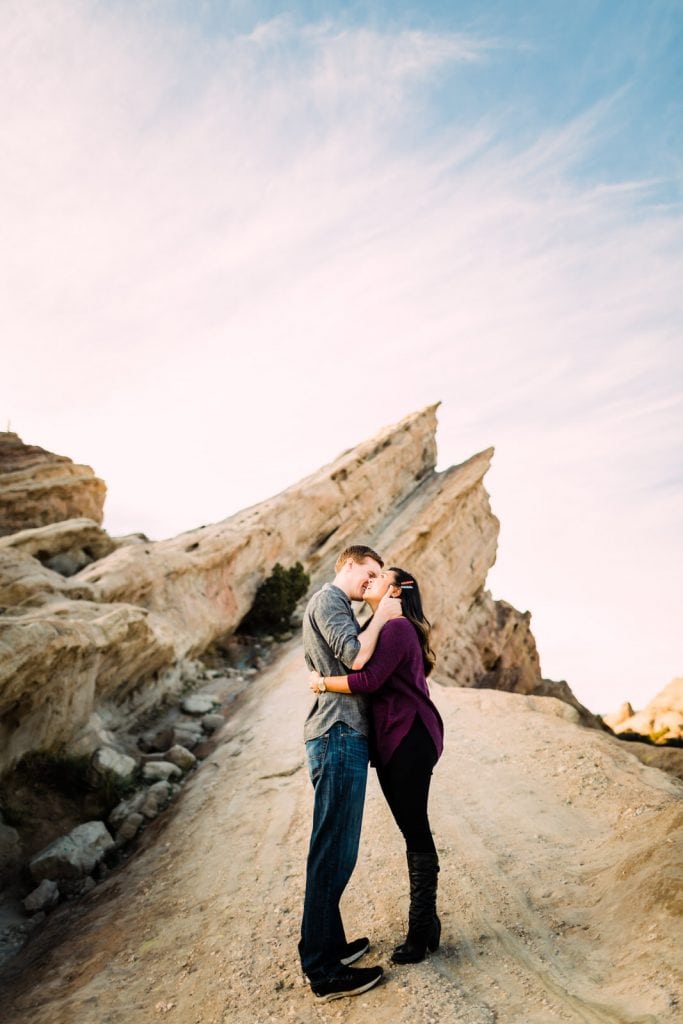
[306,733,329,784]
[340,726,369,770]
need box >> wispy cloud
[1,2,681,710]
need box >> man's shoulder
[307,584,350,614]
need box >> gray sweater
[302,583,369,741]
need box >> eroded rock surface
[0,519,116,576]
[0,433,106,536]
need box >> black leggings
[375,716,438,856]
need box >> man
[299,544,402,1001]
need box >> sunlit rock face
[0,406,594,776]
[0,433,106,537]
[604,678,683,743]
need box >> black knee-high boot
[391,851,441,964]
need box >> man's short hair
[335,545,384,573]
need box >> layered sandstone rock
[0,433,106,537]
[0,405,594,777]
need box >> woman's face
[364,569,400,602]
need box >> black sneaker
[339,936,370,966]
[311,964,383,1002]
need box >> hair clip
[400,580,415,588]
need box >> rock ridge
[0,405,593,779]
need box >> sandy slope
[2,640,681,1024]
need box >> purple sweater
[347,617,444,767]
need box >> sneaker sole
[314,974,383,1002]
[340,941,370,966]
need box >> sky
[1,0,682,714]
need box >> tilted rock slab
[0,433,106,537]
[0,405,594,777]
[370,446,592,718]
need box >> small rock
[177,718,204,735]
[30,822,115,882]
[141,781,172,819]
[23,879,60,913]
[46,547,91,576]
[60,876,97,898]
[181,694,217,715]
[88,746,137,787]
[172,727,202,750]
[200,713,225,735]
[142,761,183,782]
[165,745,197,771]
[116,812,145,843]
[138,728,174,753]
[109,791,146,830]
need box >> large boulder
[0,433,106,536]
[29,821,114,882]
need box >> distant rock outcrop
[604,677,683,743]
[0,407,596,777]
[0,433,106,537]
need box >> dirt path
[2,640,681,1023]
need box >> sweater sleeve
[346,620,410,694]
[311,589,360,669]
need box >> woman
[309,566,444,964]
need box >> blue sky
[1,0,682,712]
[153,0,683,187]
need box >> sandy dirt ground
[1,639,681,1024]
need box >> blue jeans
[299,722,369,983]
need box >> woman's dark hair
[389,566,436,676]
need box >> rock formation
[604,677,683,743]
[0,433,106,536]
[0,406,595,778]
[0,518,116,576]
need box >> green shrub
[19,751,92,795]
[240,562,310,634]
